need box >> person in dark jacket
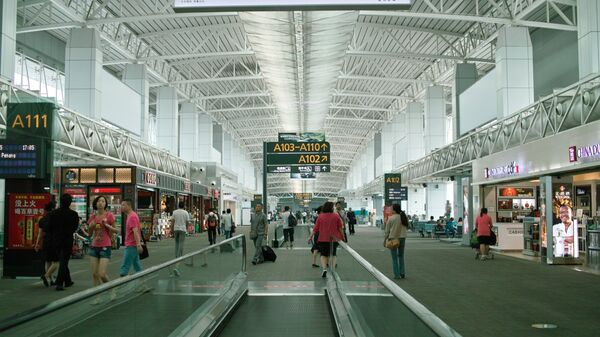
[49,194,79,291]
[347,208,357,235]
[34,200,58,287]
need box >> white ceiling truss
[15,0,578,195]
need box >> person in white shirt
[222,209,234,239]
[172,201,191,259]
[281,206,294,249]
[553,205,575,257]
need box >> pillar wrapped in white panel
[212,123,223,164]
[424,86,447,153]
[179,102,198,162]
[406,102,425,161]
[381,124,394,174]
[244,163,255,190]
[223,132,233,168]
[427,183,447,219]
[496,26,534,118]
[366,139,375,182]
[578,0,600,79]
[0,1,16,81]
[122,64,150,141]
[156,86,178,155]
[65,28,103,120]
[407,187,426,217]
[197,113,214,161]
[453,63,478,139]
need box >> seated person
[445,217,457,237]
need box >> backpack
[207,214,217,227]
[288,213,298,227]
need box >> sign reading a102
[265,141,330,172]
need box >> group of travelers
[34,194,145,291]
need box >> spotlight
[85,127,94,138]
[450,176,455,181]
[67,120,76,131]
[422,183,427,188]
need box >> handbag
[139,235,149,260]
[385,238,400,249]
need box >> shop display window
[98,168,114,183]
[115,168,133,183]
[79,168,97,183]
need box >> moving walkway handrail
[0,234,246,333]
[336,240,462,337]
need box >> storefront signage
[90,187,121,194]
[484,161,519,179]
[64,169,78,182]
[173,0,412,12]
[6,193,52,250]
[184,181,192,193]
[569,143,600,162]
[143,171,157,186]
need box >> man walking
[119,199,144,277]
[50,194,79,291]
[222,209,234,239]
[250,204,268,265]
[347,208,357,235]
[206,209,218,245]
[173,201,191,258]
[281,206,295,249]
[335,202,348,242]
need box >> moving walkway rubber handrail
[336,241,462,337]
[0,234,247,332]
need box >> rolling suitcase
[262,245,277,262]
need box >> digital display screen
[0,143,42,178]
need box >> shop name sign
[143,172,157,186]
[569,143,600,162]
[484,161,519,179]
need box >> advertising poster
[552,185,577,258]
[7,193,52,250]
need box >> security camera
[210,181,216,186]
[199,167,205,172]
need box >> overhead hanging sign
[278,132,326,142]
[384,173,403,205]
[173,0,412,12]
[265,141,330,173]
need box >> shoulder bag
[385,238,400,249]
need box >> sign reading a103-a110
[266,141,330,172]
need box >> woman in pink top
[308,202,344,278]
[475,207,493,260]
[87,196,118,286]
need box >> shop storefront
[59,166,210,242]
[472,120,600,265]
[60,167,136,241]
[136,168,209,238]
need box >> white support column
[453,63,478,139]
[578,0,600,79]
[156,86,178,155]
[122,64,149,141]
[0,1,16,81]
[212,123,223,164]
[179,102,198,161]
[406,102,425,161]
[197,113,214,162]
[223,132,233,169]
[381,124,394,174]
[496,26,534,119]
[424,85,446,153]
[65,28,103,120]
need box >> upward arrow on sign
[322,166,328,171]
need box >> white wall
[459,68,497,136]
[101,70,142,135]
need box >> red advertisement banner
[7,193,52,250]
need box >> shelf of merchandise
[523,217,540,257]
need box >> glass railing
[0,235,247,337]
[328,241,462,337]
